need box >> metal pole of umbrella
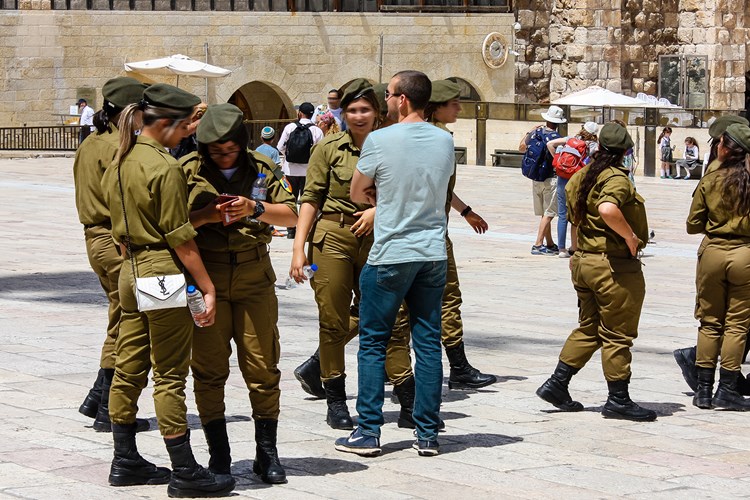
[204,42,209,103]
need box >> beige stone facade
[0,9,516,126]
[515,0,749,109]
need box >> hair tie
[137,99,148,111]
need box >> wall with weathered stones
[0,10,515,126]
[515,0,747,109]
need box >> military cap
[102,77,148,110]
[196,103,244,144]
[430,79,461,104]
[373,83,388,117]
[341,79,374,110]
[142,83,201,112]
[709,115,749,140]
[599,122,634,152]
[725,123,750,154]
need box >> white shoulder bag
[118,163,187,312]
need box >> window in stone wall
[658,55,708,109]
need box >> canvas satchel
[118,163,187,312]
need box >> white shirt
[277,118,324,177]
[79,105,95,131]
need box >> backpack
[552,137,589,179]
[285,122,314,163]
[521,127,560,181]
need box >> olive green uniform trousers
[559,251,645,382]
[695,238,750,372]
[191,248,282,422]
[84,224,121,370]
[109,248,193,437]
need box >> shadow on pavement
[383,433,523,455]
[231,457,367,485]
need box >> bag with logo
[285,121,314,163]
[553,137,589,179]
[521,127,560,181]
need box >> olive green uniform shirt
[299,131,371,215]
[182,151,297,251]
[687,170,750,238]
[74,124,120,225]
[433,120,457,215]
[101,135,197,249]
[566,165,649,253]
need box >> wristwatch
[245,200,266,222]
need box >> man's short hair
[392,71,431,111]
[328,89,342,98]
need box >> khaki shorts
[532,177,558,217]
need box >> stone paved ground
[1,157,749,499]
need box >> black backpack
[285,121,314,163]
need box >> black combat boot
[601,379,657,421]
[324,376,353,430]
[393,375,445,430]
[736,372,750,396]
[93,368,150,433]
[672,346,698,392]
[536,361,584,411]
[202,419,231,475]
[693,367,715,409]
[108,423,171,486]
[712,368,750,411]
[164,431,235,498]
[253,419,287,484]
[445,342,497,390]
[79,368,105,418]
[293,349,326,399]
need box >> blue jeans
[356,260,447,441]
[556,176,569,251]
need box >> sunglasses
[384,90,404,100]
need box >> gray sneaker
[412,439,439,456]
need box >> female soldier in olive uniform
[73,77,150,432]
[536,122,656,422]
[102,84,234,497]
[673,114,750,393]
[182,103,297,484]
[688,124,750,411]
[289,79,381,430]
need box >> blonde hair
[115,103,192,166]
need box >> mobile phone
[217,194,239,225]
[217,194,239,206]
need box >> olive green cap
[143,83,201,112]
[725,123,750,153]
[709,115,749,139]
[430,79,460,104]
[102,77,148,109]
[599,122,634,152]
[373,83,388,117]
[341,79,374,109]
[196,103,244,144]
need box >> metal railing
[0,126,79,151]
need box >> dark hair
[343,89,380,129]
[578,129,597,142]
[657,126,673,144]
[718,132,750,217]
[685,136,697,146]
[392,70,431,111]
[573,148,626,224]
[328,89,342,98]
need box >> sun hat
[541,105,566,124]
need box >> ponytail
[573,149,626,224]
[114,103,141,167]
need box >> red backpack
[553,137,588,179]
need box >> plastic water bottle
[251,173,267,201]
[186,285,207,326]
[284,264,318,289]
[249,173,267,222]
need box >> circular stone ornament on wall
[482,32,509,69]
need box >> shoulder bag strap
[117,163,138,281]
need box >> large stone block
[529,62,544,78]
[632,78,644,92]
[643,80,657,94]
[634,12,647,29]
[679,0,703,10]
[678,12,696,27]
[677,28,692,43]
[561,60,577,78]
[560,26,575,43]
[696,10,717,27]
[712,92,729,109]
[624,44,644,61]
[566,44,585,61]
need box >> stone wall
[515,0,748,109]
[0,10,515,126]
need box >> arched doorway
[447,77,482,102]
[228,81,295,149]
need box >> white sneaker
[558,250,570,258]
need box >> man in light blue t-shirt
[334,70,454,458]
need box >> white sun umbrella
[552,86,649,108]
[124,53,232,95]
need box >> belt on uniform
[319,212,359,226]
[577,249,635,259]
[124,244,169,259]
[201,246,268,265]
[83,222,112,230]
